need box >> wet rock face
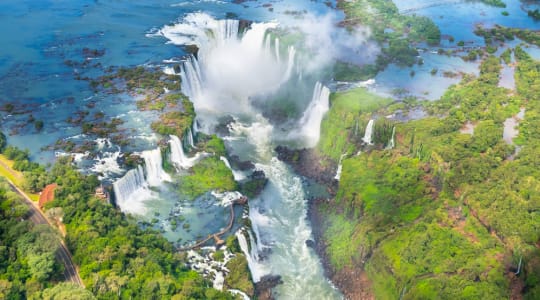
[214,115,236,137]
[229,154,255,171]
[254,275,283,300]
[275,145,337,189]
[240,170,268,198]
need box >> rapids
[159,12,341,299]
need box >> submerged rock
[254,275,283,300]
[240,170,268,198]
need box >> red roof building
[38,183,57,209]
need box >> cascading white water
[187,127,196,148]
[334,153,347,181]
[113,165,153,215]
[220,156,246,181]
[159,13,340,299]
[179,55,204,102]
[386,126,396,149]
[159,13,295,113]
[141,148,171,187]
[235,230,265,282]
[90,150,123,179]
[169,135,206,169]
[363,119,375,145]
[294,81,330,147]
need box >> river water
[1,0,538,299]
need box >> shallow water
[1,0,538,298]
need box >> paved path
[3,177,84,287]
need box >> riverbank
[308,196,375,300]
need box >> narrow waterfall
[142,148,171,187]
[169,135,206,169]
[193,119,199,133]
[220,156,246,181]
[296,82,330,147]
[362,119,374,145]
[275,38,281,64]
[187,127,196,148]
[282,46,296,84]
[235,230,264,282]
[334,153,347,181]
[386,126,396,149]
[113,165,152,214]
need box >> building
[38,183,57,209]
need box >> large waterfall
[295,82,330,147]
[159,13,295,112]
[113,165,153,215]
[179,54,203,102]
[363,119,375,145]
[142,148,171,187]
[169,135,206,169]
[158,13,341,299]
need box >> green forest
[316,48,540,299]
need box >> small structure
[213,234,225,247]
[39,183,58,209]
[94,185,110,203]
[234,196,248,205]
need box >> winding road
[1,172,84,287]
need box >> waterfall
[169,135,206,169]
[187,127,197,148]
[180,55,203,101]
[193,119,199,133]
[235,230,264,282]
[275,38,281,64]
[160,13,296,112]
[386,126,396,149]
[216,19,240,43]
[141,148,171,187]
[113,166,153,215]
[220,156,246,181]
[295,82,330,147]
[362,119,374,145]
[334,153,347,181]
[282,46,296,84]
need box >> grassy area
[0,154,39,201]
[179,156,237,198]
[224,254,254,296]
[318,87,392,160]
[318,52,540,299]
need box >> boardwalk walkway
[177,197,246,251]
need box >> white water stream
[158,13,341,299]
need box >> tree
[41,283,95,300]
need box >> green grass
[0,154,39,201]
[224,254,254,296]
[179,157,237,198]
[318,88,392,160]
[323,212,365,271]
